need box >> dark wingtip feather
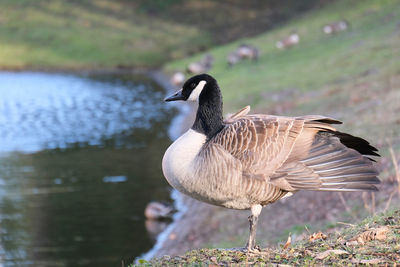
[330,131,380,157]
[366,157,377,162]
[301,132,381,193]
[315,118,343,125]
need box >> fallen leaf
[283,235,291,250]
[315,249,349,260]
[347,226,389,245]
[360,258,383,264]
[352,258,383,264]
[309,232,327,242]
[304,249,313,256]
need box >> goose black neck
[191,83,224,140]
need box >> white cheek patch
[187,80,207,102]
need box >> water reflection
[0,72,169,153]
[0,72,177,266]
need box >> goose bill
[165,89,185,102]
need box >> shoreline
[139,190,188,261]
[136,72,222,261]
[139,74,202,260]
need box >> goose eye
[190,83,196,89]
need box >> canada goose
[162,74,380,251]
[227,44,260,67]
[237,44,260,60]
[187,54,214,74]
[276,33,300,49]
[144,201,174,220]
[227,51,241,68]
[170,71,185,87]
[145,219,169,241]
[201,54,215,66]
[323,20,349,34]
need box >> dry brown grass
[389,145,400,195]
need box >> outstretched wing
[212,114,379,192]
[213,114,310,179]
[271,128,380,192]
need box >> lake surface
[0,71,178,266]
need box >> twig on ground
[371,192,375,215]
[337,222,356,227]
[304,225,311,235]
[388,145,400,195]
[383,190,396,212]
[338,193,357,220]
[362,192,369,211]
[362,192,375,215]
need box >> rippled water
[0,71,177,266]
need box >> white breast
[162,129,207,193]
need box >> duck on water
[162,74,380,252]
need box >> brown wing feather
[213,114,380,194]
[213,114,306,180]
[271,118,380,192]
[224,105,250,123]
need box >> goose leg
[246,204,262,252]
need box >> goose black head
[165,74,224,139]
[164,74,218,103]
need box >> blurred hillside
[0,0,330,69]
[132,0,331,44]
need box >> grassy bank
[0,0,327,70]
[165,0,400,112]
[136,209,400,266]
[0,0,211,69]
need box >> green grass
[0,0,328,70]
[165,0,400,112]
[0,0,211,69]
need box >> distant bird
[201,54,215,66]
[187,54,214,74]
[237,44,260,60]
[227,44,260,67]
[170,72,185,87]
[323,20,349,34]
[227,51,241,68]
[276,33,300,49]
[145,219,169,241]
[144,201,174,220]
[162,74,380,251]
